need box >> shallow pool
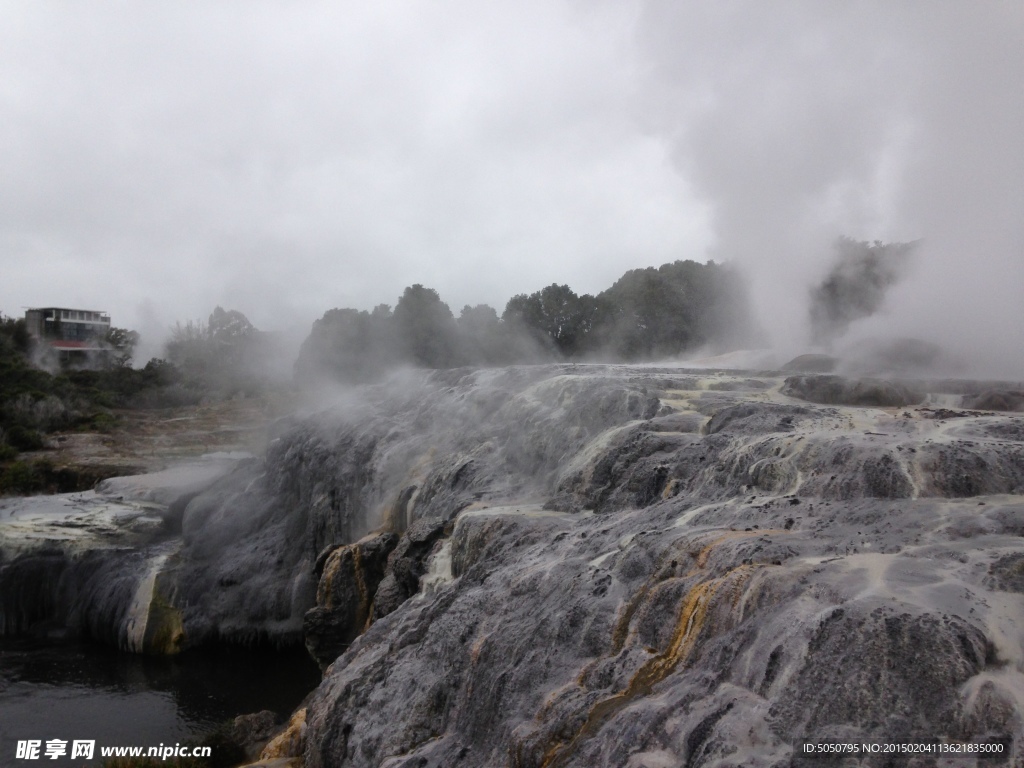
[0,638,321,765]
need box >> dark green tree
[294,305,399,384]
[0,314,29,354]
[208,306,255,344]
[393,285,460,368]
[456,304,505,365]
[104,327,140,368]
[502,284,597,358]
[164,307,271,391]
[590,260,757,360]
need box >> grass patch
[80,410,120,433]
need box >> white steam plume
[637,2,1024,377]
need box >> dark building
[25,307,112,366]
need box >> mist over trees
[502,283,598,359]
[0,311,181,488]
[587,260,755,360]
[809,237,919,347]
[103,327,140,368]
[164,306,286,393]
[0,302,292,490]
[296,259,760,385]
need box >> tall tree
[457,304,505,365]
[394,285,460,368]
[502,284,596,358]
[164,307,268,389]
[104,327,140,368]
[295,306,399,384]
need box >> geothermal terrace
[2,364,1023,766]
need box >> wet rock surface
[165,366,670,647]
[304,531,398,668]
[229,710,280,761]
[781,374,925,408]
[370,517,449,621]
[287,366,1024,767]
[781,353,838,373]
[0,456,243,650]
[5,363,1024,766]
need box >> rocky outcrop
[781,353,837,373]
[163,367,667,648]
[227,710,280,762]
[304,531,398,668]
[965,389,1024,412]
[6,363,1024,766]
[781,374,924,407]
[289,367,1024,767]
[0,456,242,651]
[259,707,307,763]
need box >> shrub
[4,425,44,451]
[0,461,44,494]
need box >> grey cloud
[1,2,1020,376]
[0,1,705,349]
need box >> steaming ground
[3,362,1024,765]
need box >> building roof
[28,307,110,315]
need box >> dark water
[0,638,321,765]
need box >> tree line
[1,239,912,490]
[295,259,759,385]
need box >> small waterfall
[123,551,174,654]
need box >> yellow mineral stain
[606,528,779,656]
[530,528,789,765]
[541,566,756,768]
[259,708,307,761]
[315,542,373,633]
[143,577,186,655]
[317,550,341,609]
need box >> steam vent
[3,364,1024,766]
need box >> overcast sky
[2,2,1022,373]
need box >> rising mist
[638,2,1024,377]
